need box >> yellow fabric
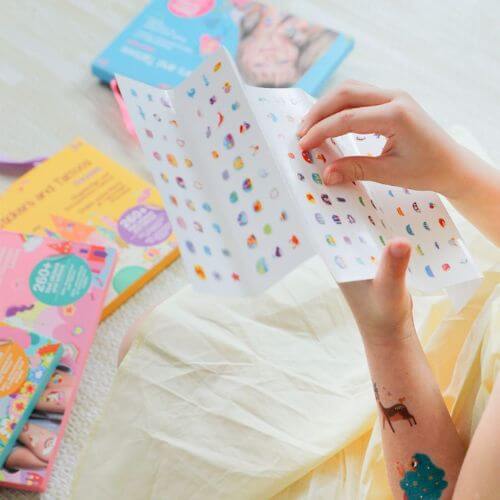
[72,128,500,499]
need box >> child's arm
[299,82,500,245]
[339,239,464,499]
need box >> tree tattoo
[373,383,417,433]
[398,453,448,499]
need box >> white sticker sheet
[117,48,481,298]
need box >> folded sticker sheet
[117,48,481,300]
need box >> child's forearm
[363,327,465,500]
[447,145,500,246]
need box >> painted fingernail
[326,171,343,185]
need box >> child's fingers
[322,155,398,186]
[299,104,392,151]
[299,83,393,136]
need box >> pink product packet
[0,229,116,492]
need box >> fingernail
[326,171,343,185]
[389,241,409,258]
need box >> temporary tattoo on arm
[398,453,448,499]
[373,383,417,433]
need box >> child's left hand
[339,238,415,345]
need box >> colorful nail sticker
[217,112,224,126]
[344,236,352,245]
[206,126,212,138]
[269,188,279,199]
[237,211,248,226]
[345,215,355,224]
[253,200,262,212]
[176,177,186,188]
[247,234,257,248]
[306,193,315,203]
[321,194,332,205]
[145,129,153,138]
[288,152,296,159]
[302,150,313,163]
[202,245,211,256]
[388,190,394,197]
[193,221,203,232]
[224,133,235,149]
[197,108,203,118]
[406,224,414,236]
[356,257,365,265]
[412,202,420,212]
[368,215,376,226]
[379,235,385,245]
[229,191,238,203]
[222,170,230,181]
[250,144,260,155]
[169,119,178,127]
[187,88,196,97]
[194,265,206,280]
[222,81,232,93]
[274,246,282,258]
[212,150,219,159]
[167,154,178,166]
[434,241,440,249]
[161,171,169,183]
[184,158,193,167]
[297,173,305,181]
[169,195,178,206]
[185,241,195,253]
[209,96,217,105]
[267,112,278,122]
[315,152,326,162]
[213,223,221,233]
[213,61,222,72]
[256,257,268,274]
[177,216,187,229]
[233,156,244,169]
[212,271,222,281]
[429,202,435,209]
[263,224,272,235]
[231,272,240,281]
[370,199,377,209]
[258,168,268,178]
[152,112,161,122]
[448,237,458,246]
[138,106,146,119]
[424,265,435,277]
[202,74,209,86]
[397,207,404,216]
[416,244,424,255]
[312,173,323,184]
[359,235,367,244]
[239,121,250,133]
[202,202,212,212]
[289,235,300,248]
[325,235,336,246]
[186,199,196,211]
[231,101,240,111]
[335,256,347,269]
[153,151,161,161]
[315,213,325,224]
[337,197,346,203]
[370,256,377,263]
[423,221,431,231]
[438,218,446,228]
[280,210,288,221]
[193,180,203,189]
[176,139,186,147]
[130,89,138,97]
[160,96,171,108]
[222,248,231,257]
[242,178,253,192]
[442,263,451,271]
[332,214,341,224]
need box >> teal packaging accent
[92,0,353,96]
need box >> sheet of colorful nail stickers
[117,47,481,300]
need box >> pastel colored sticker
[231,272,240,281]
[209,96,217,105]
[315,213,325,224]
[193,221,203,232]
[424,265,435,277]
[161,172,169,183]
[311,173,322,185]
[176,139,185,147]
[176,177,186,188]
[212,223,221,233]
[253,200,262,212]
[167,154,178,166]
[229,191,238,203]
[397,207,404,216]
[168,0,215,18]
[194,265,206,280]
[213,61,222,72]
[222,82,231,93]
[242,178,253,192]
[239,122,250,133]
[170,195,178,206]
[344,236,352,245]
[222,248,230,256]
[250,145,260,156]
[263,224,272,235]
[217,112,224,126]
[334,256,347,269]
[347,214,355,224]
[202,202,212,212]
[406,224,414,236]
[302,151,313,163]
[186,199,196,211]
[187,88,196,98]
[288,152,295,159]
[233,156,244,170]
[212,150,219,159]
[145,129,153,138]
[442,263,451,271]
[416,244,424,255]
[185,241,195,253]
[193,180,203,189]
[231,101,240,111]
[247,234,257,248]
[206,126,212,138]
[325,235,336,246]
[212,271,222,281]
[269,188,279,199]
[279,211,288,221]
[423,221,431,231]
[202,74,209,86]
[176,216,187,229]
[203,245,211,256]
[267,113,277,122]
[237,211,248,226]
[256,257,268,274]
[153,151,161,161]
[222,170,230,180]
[289,235,300,248]
[224,134,235,149]
[184,158,193,167]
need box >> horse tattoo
[373,383,417,433]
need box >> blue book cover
[92,0,354,96]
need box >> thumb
[323,155,393,185]
[374,238,411,299]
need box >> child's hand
[298,82,466,200]
[339,238,415,344]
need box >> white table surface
[1,1,499,498]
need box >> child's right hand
[298,81,468,200]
